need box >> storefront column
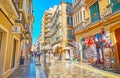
[110,30,120,68]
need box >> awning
[52,44,61,49]
[62,46,72,50]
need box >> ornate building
[50,2,75,60]
[73,0,120,68]
[0,0,34,77]
[41,6,57,52]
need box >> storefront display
[79,30,116,68]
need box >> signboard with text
[11,26,20,33]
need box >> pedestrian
[37,52,41,61]
[59,53,62,60]
[35,52,37,57]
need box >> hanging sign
[11,26,21,33]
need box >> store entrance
[115,27,120,63]
[0,29,3,77]
[0,28,6,78]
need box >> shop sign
[11,26,20,33]
[26,43,30,48]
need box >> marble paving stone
[8,59,36,78]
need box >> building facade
[0,0,34,77]
[50,2,75,60]
[18,0,34,61]
[41,6,57,52]
[73,0,120,68]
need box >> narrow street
[40,56,120,78]
[8,58,36,78]
[8,56,120,78]
[1,0,120,78]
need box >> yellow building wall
[61,3,67,48]
[0,10,20,77]
[78,0,120,68]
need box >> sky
[32,0,72,44]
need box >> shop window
[110,0,120,13]
[66,5,72,13]
[90,1,100,23]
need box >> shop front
[79,29,116,68]
[62,43,75,60]
[115,27,120,67]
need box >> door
[0,32,2,77]
[115,27,120,63]
[11,39,17,68]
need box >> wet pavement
[8,56,120,78]
[40,56,120,78]
[42,61,107,78]
[8,59,36,78]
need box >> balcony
[44,20,51,24]
[73,0,85,12]
[44,40,50,43]
[74,21,86,33]
[44,26,49,29]
[0,0,19,19]
[45,33,52,37]
[15,13,25,29]
[45,28,51,31]
[74,1,120,34]
[12,0,19,15]
[51,39,62,46]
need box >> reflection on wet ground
[42,61,108,78]
[8,60,36,78]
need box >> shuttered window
[90,1,100,23]
[110,0,120,13]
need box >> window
[110,0,120,13]
[67,29,72,38]
[83,10,85,21]
[73,16,75,26]
[90,1,100,23]
[67,16,73,25]
[78,13,79,23]
[76,15,77,24]
[66,5,72,13]
[80,11,82,22]
[67,29,75,39]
